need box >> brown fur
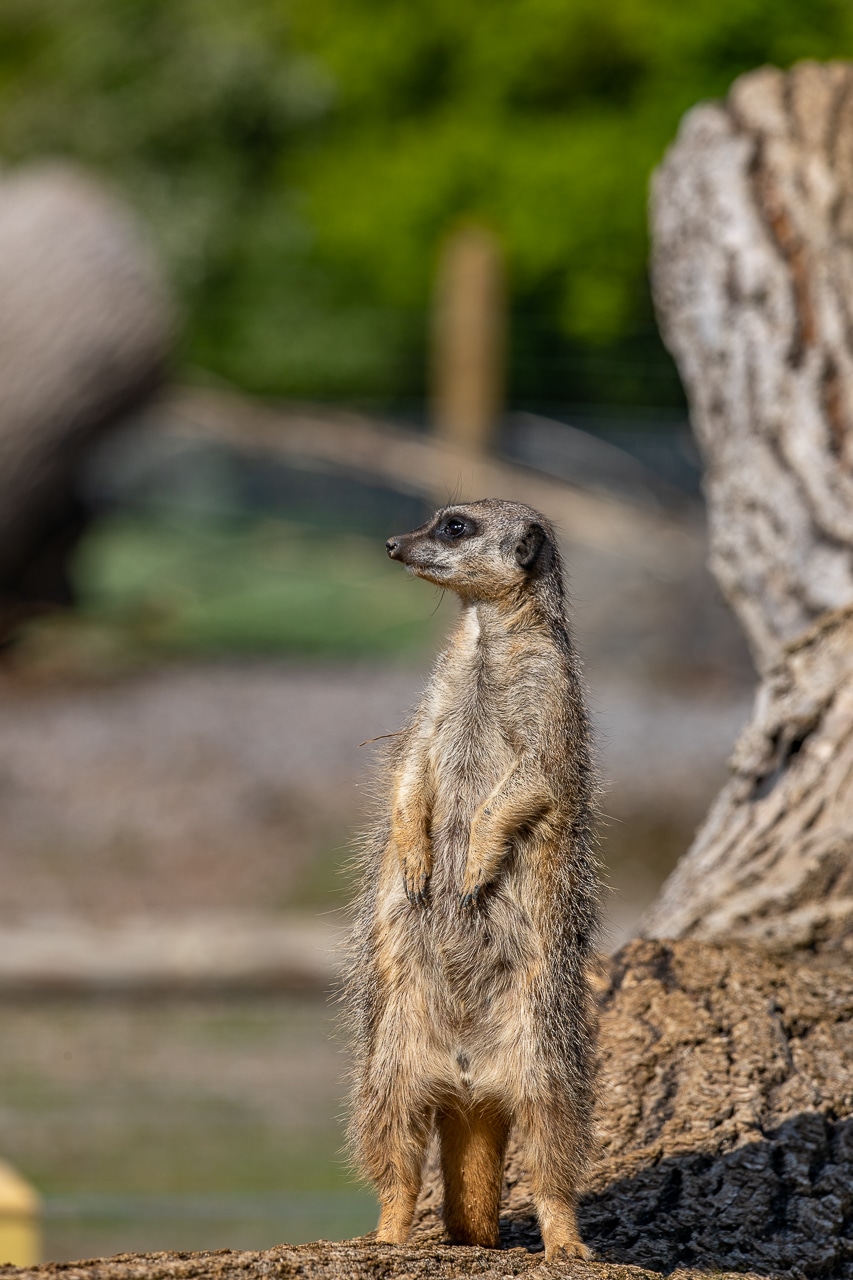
[345,499,600,1260]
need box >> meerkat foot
[375,1224,410,1244]
[376,1193,417,1243]
[544,1239,591,1262]
[538,1196,588,1263]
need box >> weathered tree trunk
[643,61,853,948]
[644,606,853,946]
[650,60,853,674]
[0,164,172,634]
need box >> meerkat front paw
[461,826,495,906]
[401,855,431,906]
[459,868,484,908]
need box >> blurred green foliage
[1,0,851,405]
[76,514,447,656]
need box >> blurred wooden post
[0,1160,40,1266]
[430,226,506,453]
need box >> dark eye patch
[436,515,476,541]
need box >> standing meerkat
[346,498,600,1261]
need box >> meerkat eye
[442,517,467,539]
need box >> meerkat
[345,498,599,1261]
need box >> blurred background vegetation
[2,0,851,413]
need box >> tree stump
[643,61,853,948]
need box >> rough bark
[6,940,851,1279]
[651,60,853,675]
[0,164,172,631]
[645,61,853,946]
[0,1242,745,1280]
[642,607,853,945]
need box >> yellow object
[0,1160,40,1266]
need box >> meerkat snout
[385,531,423,566]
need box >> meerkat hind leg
[521,1098,590,1261]
[437,1099,510,1248]
[366,1093,432,1244]
[373,1121,431,1244]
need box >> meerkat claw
[460,883,482,908]
[544,1241,592,1263]
[404,874,429,906]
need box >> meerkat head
[385,499,560,602]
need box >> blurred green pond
[40,1190,375,1263]
[0,995,375,1263]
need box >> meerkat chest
[423,625,514,808]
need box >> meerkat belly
[424,707,542,1023]
[374,649,543,1084]
[375,906,542,1104]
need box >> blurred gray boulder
[0,164,173,633]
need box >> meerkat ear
[515,521,548,569]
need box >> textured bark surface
[0,164,171,627]
[642,606,853,946]
[5,940,850,1280]
[651,60,853,674]
[647,60,853,946]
